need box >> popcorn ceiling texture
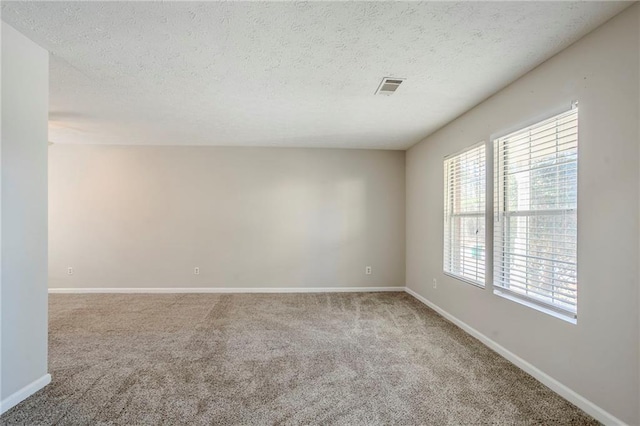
[0,1,630,149]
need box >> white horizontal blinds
[494,106,578,316]
[444,143,486,286]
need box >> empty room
[1,1,639,425]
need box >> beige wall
[49,146,405,290]
[1,23,50,409]
[406,5,639,424]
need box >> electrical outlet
[365,266,372,275]
[67,267,73,275]
[433,278,437,289]
[194,267,200,275]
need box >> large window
[493,106,578,318]
[444,143,486,286]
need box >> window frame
[443,141,487,288]
[492,104,579,321]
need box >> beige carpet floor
[2,292,596,425]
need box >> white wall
[1,23,50,411]
[406,5,639,425]
[49,146,405,290]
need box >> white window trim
[443,141,487,288]
[493,288,577,324]
[444,271,485,289]
[491,103,579,322]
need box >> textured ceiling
[1,1,631,149]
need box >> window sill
[493,289,577,324]
[444,272,485,289]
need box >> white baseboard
[404,287,625,426]
[0,373,51,415]
[49,286,405,294]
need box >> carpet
[1,292,596,425]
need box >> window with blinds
[493,106,578,318]
[444,143,486,286]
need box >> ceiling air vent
[375,77,404,95]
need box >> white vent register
[375,77,404,95]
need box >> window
[444,143,486,286]
[493,106,578,318]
